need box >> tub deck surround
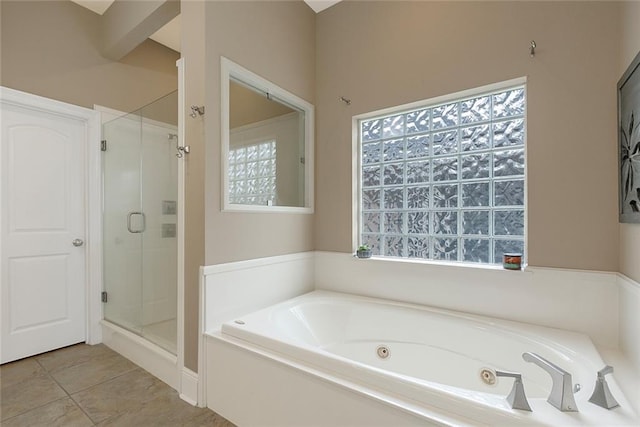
[200,252,315,332]
[209,291,638,426]
[200,251,639,423]
[314,251,620,349]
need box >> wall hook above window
[339,96,351,105]
[190,105,205,118]
[530,40,537,58]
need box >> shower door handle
[127,211,146,233]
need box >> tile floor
[0,344,235,426]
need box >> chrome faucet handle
[522,352,578,412]
[588,365,620,410]
[495,370,532,411]
[597,365,614,378]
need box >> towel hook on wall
[190,105,205,118]
[530,40,537,58]
[169,133,190,158]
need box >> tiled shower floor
[0,343,235,426]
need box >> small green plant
[356,244,372,259]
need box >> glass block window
[228,140,277,205]
[359,85,525,264]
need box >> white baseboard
[101,321,179,390]
[180,367,199,406]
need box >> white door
[1,100,87,363]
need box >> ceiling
[70,0,341,53]
[305,1,341,13]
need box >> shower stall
[102,91,179,354]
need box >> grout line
[66,393,99,425]
[66,365,141,396]
[4,346,228,426]
[32,346,141,425]
[0,356,82,424]
[34,356,97,425]
[0,396,70,424]
[34,357,72,401]
[66,366,163,426]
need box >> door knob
[72,238,84,247]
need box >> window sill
[222,204,314,214]
[352,254,531,273]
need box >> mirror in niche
[222,57,314,212]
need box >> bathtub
[207,291,637,426]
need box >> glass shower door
[103,112,144,335]
[138,92,178,353]
[102,91,178,354]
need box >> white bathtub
[209,291,637,426]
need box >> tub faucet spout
[588,365,619,410]
[495,370,531,411]
[522,352,578,412]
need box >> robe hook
[190,105,205,118]
[530,40,537,58]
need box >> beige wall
[181,0,206,372]
[177,0,315,372]
[619,1,640,283]
[203,0,315,264]
[101,0,179,61]
[315,1,621,271]
[0,0,179,112]
[139,90,178,126]
[0,1,3,84]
